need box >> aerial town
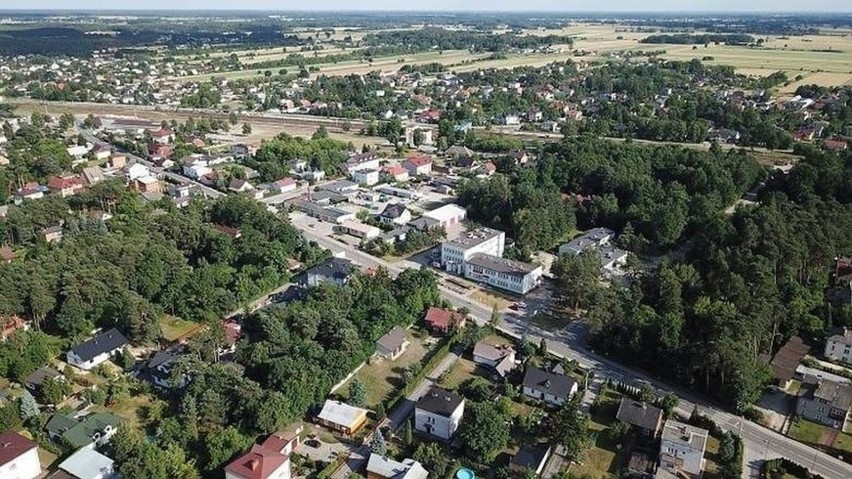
[0,7,850,479]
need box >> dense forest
[458,137,765,254]
[640,33,756,45]
[584,146,852,409]
[363,27,573,53]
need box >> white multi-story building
[657,420,708,479]
[414,387,465,440]
[0,431,41,479]
[825,328,852,365]
[352,169,380,186]
[441,227,505,275]
[464,253,542,295]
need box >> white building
[825,329,852,365]
[336,220,381,240]
[422,204,466,231]
[558,227,614,256]
[657,420,708,479]
[0,431,41,479]
[415,387,465,441]
[125,163,151,181]
[379,203,412,226]
[66,328,129,370]
[352,169,380,186]
[58,448,116,479]
[441,228,505,275]
[464,254,543,295]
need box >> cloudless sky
[8,1,852,12]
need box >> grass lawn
[832,432,852,455]
[567,431,619,479]
[469,288,514,311]
[159,316,203,342]
[703,436,721,474]
[788,419,826,445]
[37,447,58,471]
[340,328,429,407]
[91,394,155,430]
[529,310,572,332]
[439,358,479,391]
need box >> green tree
[20,390,39,420]
[242,123,252,135]
[228,112,238,126]
[204,426,251,472]
[41,376,68,405]
[459,400,511,462]
[546,397,591,461]
[370,429,387,455]
[348,378,367,407]
[58,112,75,131]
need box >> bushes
[716,432,743,479]
[762,458,825,479]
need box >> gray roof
[466,253,539,277]
[147,351,178,369]
[473,341,513,362]
[377,326,407,353]
[319,180,359,193]
[828,328,852,347]
[802,375,852,411]
[616,398,663,432]
[59,447,116,479]
[69,328,129,363]
[367,454,428,479]
[25,366,61,390]
[560,227,615,256]
[661,420,708,452]
[381,203,409,219]
[523,367,576,399]
[416,387,464,416]
[306,257,356,282]
[445,228,503,250]
[511,443,551,470]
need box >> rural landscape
[0,6,851,479]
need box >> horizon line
[1,9,851,14]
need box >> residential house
[271,177,297,193]
[381,164,410,183]
[522,366,578,407]
[379,203,412,226]
[473,341,516,378]
[108,155,127,170]
[45,412,122,449]
[767,336,810,389]
[57,447,116,479]
[423,307,466,335]
[151,128,174,144]
[91,144,111,161]
[24,366,62,395]
[223,321,242,355]
[148,144,173,159]
[144,351,188,389]
[464,254,543,295]
[404,127,434,148]
[508,149,529,165]
[0,431,41,479]
[366,454,428,479]
[302,257,357,288]
[502,113,521,126]
[1,316,27,341]
[825,328,852,365]
[558,228,614,256]
[81,167,104,186]
[444,145,474,161]
[14,186,44,202]
[66,328,129,370]
[509,443,552,477]
[132,175,161,194]
[229,179,256,194]
[316,400,369,436]
[345,152,381,174]
[0,246,15,264]
[441,227,505,275]
[657,420,708,479]
[376,326,409,361]
[414,387,465,440]
[479,161,496,176]
[403,156,433,177]
[318,180,359,196]
[225,443,291,479]
[125,163,150,181]
[47,175,84,198]
[824,139,848,151]
[616,398,664,437]
[353,169,380,186]
[796,375,852,429]
[41,226,64,243]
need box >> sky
[8,1,852,13]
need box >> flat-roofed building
[441,227,504,275]
[464,253,542,295]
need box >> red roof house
[825,139,848,151]
[0,431,40,477]
[47,175,83,198]
[225,444,290,479]
[0,246,15,263]
[1,316,28,342]
[424,307,466,334]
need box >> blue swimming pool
[456,468,475,479]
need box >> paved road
[294,224,852,479]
